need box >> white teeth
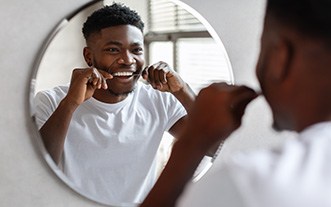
[112,72,133,76]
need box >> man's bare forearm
[172,84,221,157]
[39,97,78,164]
[172,83,195,113]
[141,132,207,207]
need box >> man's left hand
[142,61,185,93]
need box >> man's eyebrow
[131,42,143,46]
[104,40,122,46]
[104,41,143,46]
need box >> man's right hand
[183,82,259,152]
[64,68,113,107]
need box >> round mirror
[29,0,233,206]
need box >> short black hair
[267,0,331,41]
[82,3,144,40]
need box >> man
[141,0,331,206]
[34,3,195,204]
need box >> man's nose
[118,51,136,65]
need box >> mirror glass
[29,0,234,206]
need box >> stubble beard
[107,87,135,97]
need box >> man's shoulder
[136,81,173,98]
[136,81,155,92]
[39,85,68,95]
[35,85,68,102]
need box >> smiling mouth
[111,71,140,77]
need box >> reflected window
[146,0,232,175]
[145,0,232,94]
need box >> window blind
[148,0,205,32]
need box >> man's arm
[39,68,111,164]
[141,83,258,207]
[141,132,207,207]
[39,97,79,164]
[171,82,196,113]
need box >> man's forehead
[87,25,144,44]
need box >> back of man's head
[82,3,144,40]
[267,0,331,45]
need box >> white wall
[0,0,295,206]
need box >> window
[147,0,232,178]
[145,0,233,94]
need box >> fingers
[97,69,113,89]
[86,68,113,90]
[97,69,113,80]
[230,86,258,118]
[209,83,258,109]
[90,68,100,87]
[157,62,168,84]
[143,61,170,89]
[192,82,259,134]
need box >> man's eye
[106,48,119,53]
[133,48,143,54]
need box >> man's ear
[83,47,93,67]
[269,37,293,82]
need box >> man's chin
[107,87,135,97]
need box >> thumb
[232,89,259,118]
[97,70,113,80]
[142,67,148,80]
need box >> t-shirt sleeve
[33,91,58,130]
[163,93,187,132]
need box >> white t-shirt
[34,81,187,205]
[178,121,331,207]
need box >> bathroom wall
[0,0,295,206]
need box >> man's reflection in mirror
[33,3,195,204]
